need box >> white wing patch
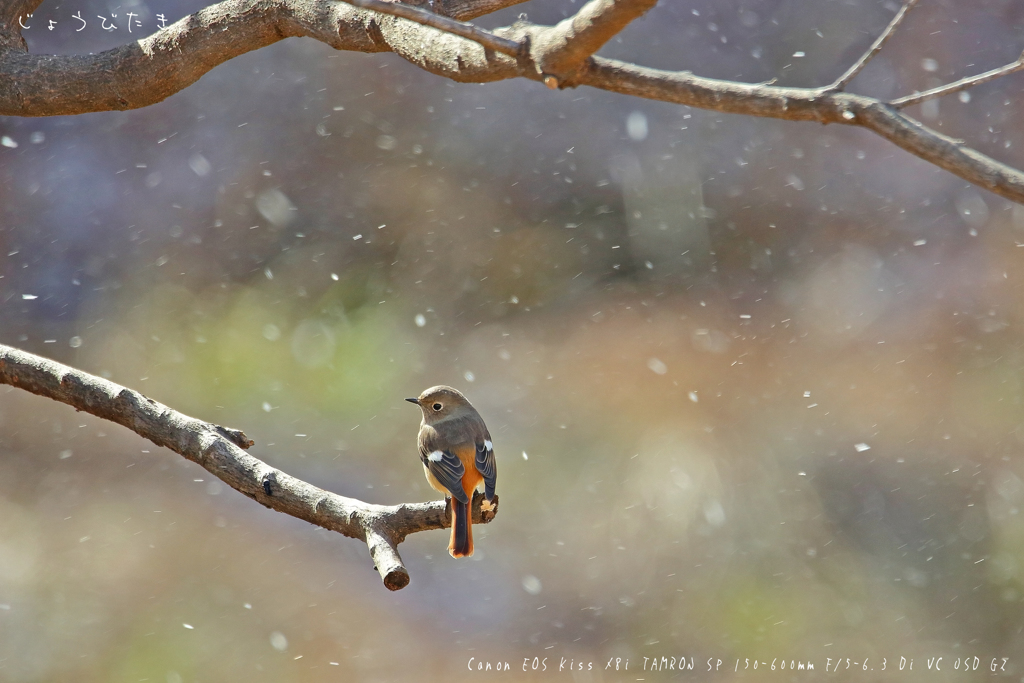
[484,440,493,451]
[428,450,445,462]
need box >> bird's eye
[432,402,443,411]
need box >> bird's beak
[405,397,420,405]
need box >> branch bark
[0,343,498,591]
[0,0,43,27]
[1,0,1023,202]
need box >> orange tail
[449,498,474,558]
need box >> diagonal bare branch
[0,343,498,591]
[890,56,1024,108]
[830,0,920,91]
[529,0,658,86]
[337,0,521,56]
[577,57,1024,204]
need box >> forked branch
[829,0,920,91]
[0,343,498,591]
[529,0,658,86]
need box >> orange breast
[454,444,483,496]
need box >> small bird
[407,386,496,558]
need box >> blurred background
[2,0,1024,679]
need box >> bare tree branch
[577,57,1024,204]
[1,0,1024,204]
[0,0,529,116]
[829,0,920,91]
[0,343,498,591]
[890,55,1024,108]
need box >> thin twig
[830,0,920,91]
[890,57,1024,108]
[337,0,521,56]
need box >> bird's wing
[475,434,496,501]
[420,442,469,504]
